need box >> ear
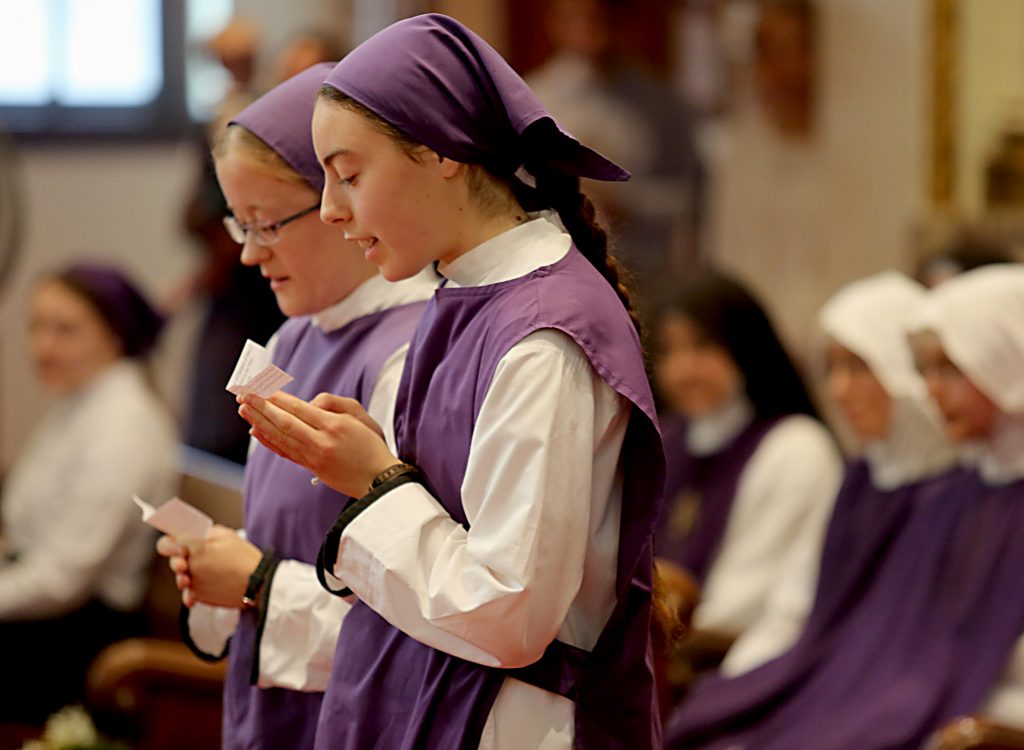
[438,156,463,180]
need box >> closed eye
[338,174,357,187]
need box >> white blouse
[185,270,437,691]
[332,216,630,750]
[683,397,842,648]
[0,361,177,619]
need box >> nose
[30,328,58,363]
[828,368,850,403]
[239,234,270,266]
[320,184,352,226]
[923,370,943,403]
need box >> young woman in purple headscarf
[237,13,666,750]
[155,63,435,750]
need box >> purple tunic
[655,417,780,582]
[315,247,665,749]
[665,464,1024,750]
[221,302,426,750]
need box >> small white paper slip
[226,339,294,398]
[133,495,213,540]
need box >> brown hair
[212,124,308,186]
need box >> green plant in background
[18,705,129,750]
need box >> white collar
[862,396,957,490]
[311,268,438,333]
[66,358,140,399]
[686,395,755,457]
[440,212,571,289]
[973,414,1024,486]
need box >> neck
[440,206,528,268]
[975,412,1024,485]
[686,394,755,456]
[863,396,956,489]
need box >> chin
[379,262,419,283]
[941,419,973,443]
[274,294,306,318]
[38,377,76,395]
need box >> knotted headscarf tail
[321,13,630,183]
[230,62,337,194]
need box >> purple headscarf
[321,14,629,182]
[57,263,165,357]
[230,62,337,193]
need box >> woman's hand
[156,534,197,607]
[238,391,400,498]
[156,526,262,609]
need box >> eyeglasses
[222,202,321,246]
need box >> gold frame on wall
[931,0,956,209]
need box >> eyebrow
[321,148,352,169]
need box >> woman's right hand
[156,535,197,607]
[238,391,399,498]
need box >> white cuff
[257,559,351,691]
[187,602,240,656]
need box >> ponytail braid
[523,166,643,338]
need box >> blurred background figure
[273,30,345,85]
[527,0,704,315]
[0,263,176,723]
[912,265,1024,734]
[713,272,957,680]
[664,266,1024,749]
[205,18,262,139]
[652,272,840,702]
[705,0,824,353]
[915,233,1013,289]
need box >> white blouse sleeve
[332,329,625,669]
[981,635,1024,728]
[255,560,351,690]
[185,602,240,656]
[693,416,842,640]
[718,510,826,676]
[0,416,168,620]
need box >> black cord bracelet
[316,469,425,598]
[242,546,276,609]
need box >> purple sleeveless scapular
[656,416,780,582]
[666,465,1024,750]
[315,247,666,749]
[221,301,426,750]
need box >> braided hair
[514,163,642,337]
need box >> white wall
[819,0,929,278]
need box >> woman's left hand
[238,391,400,498]
[183,525,263,609]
